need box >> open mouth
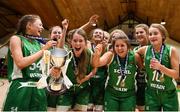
[74,47,81,51]
[38,29,42,33]
[95,36,102,39]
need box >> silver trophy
[47,48,70,95]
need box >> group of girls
[3,14,179,111]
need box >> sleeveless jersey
[107,50,137,96]
[66,49,93,87]
[144,44,176,91]
[7,35,42,81]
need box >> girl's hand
[62,19,69,30]
[94,43,103,56]
[77,68,97,85]
[150,58,161,70]
[89,14,99,26]
[42,40,57,50]
[50,67,61,79]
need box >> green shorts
[89,77,106,105]
[3,79,47,111]
[46,90,59,108]
[145,88,179,111]
[104,87,136,111]
[57,84,90,110]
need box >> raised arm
[79,14,99,32]
[92,43,113,67]
[57,19,69,48]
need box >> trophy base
[47,84,67,95]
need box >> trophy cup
[47,47,70,95]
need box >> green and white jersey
[145,44,176,91]
[66,48,93,88]
[7,35,42,81]
[107,50,137,96]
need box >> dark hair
[16,14,41,35]
[150,23,169,42]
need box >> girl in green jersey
[137,23,179,111]
[46,19,69,111]
[133,24,149,111]
[3,14,58,111]
[56,29,96,111]
[92,29,143,111]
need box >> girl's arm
[79,14,99,32]
[57,19,69,48]
[136,46,147,57]
[160,47,179,79]
[92,44,113,68]
[10,35,56,69]
[135,52,143,70]
[77,68,97,85]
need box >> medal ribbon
[72,52,78,76]
[24,34,49,44]
[151,44,164,74]
[116,53,128,81]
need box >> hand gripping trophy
[38,48,73,95]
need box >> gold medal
[160,75,164,82]
[120,81,125,87]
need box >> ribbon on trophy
[61,51,73,89]
[37,50,51,89]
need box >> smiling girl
[92,29,143,111]
[56,29,96,111]
[3,14,57,111]
[137,23,179,111]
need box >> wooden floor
[0,78,180,111]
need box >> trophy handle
[66,51,73,60]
